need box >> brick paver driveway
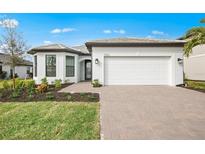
[61,82,205,139]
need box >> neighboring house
[0,53,33,79]
[184,44,205,81]
[28,38,185,86]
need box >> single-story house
[184,44,205,81]
[0,53,33,79]
[28,38,185,86]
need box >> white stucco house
[0,53,33,79]
[28,38,185,86]
[184,44,205,81]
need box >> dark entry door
[85,60,92,80]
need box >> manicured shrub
[15,79,25,94]
[54,79,62,89]
[66,93,73,101]
[36,78,49,93]
[80,92,87,97]
[2,80,10,89]
[88,94,97,101]
[91,79,102,87]
[16,79,25,89]
[67,94,72,101]
[26,80,35,88]
[10,89,20,98]
[26,80,36,96]
[41,77,48,85]
[46,92,55,100]
[36,83,48,93]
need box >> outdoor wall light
[177,58,183,64]
[95,58,99,64]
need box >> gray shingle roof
[85,37,186,51]
[28,43,88,55]
[0,53,33,66]
[32,44,68,50]
[72,45,90,55]
[86,37,186,43]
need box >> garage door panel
[104,56,170,85]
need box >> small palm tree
[183,18,205,57]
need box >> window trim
[45,55,56,77]
[66,56,75,77]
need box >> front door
[85,60,92,80]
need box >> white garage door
[104,56,170,85]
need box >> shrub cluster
[54,79,62,89]
[91,79,102,87]
[1,79,36,99]
[36,77,48,93]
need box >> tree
[200,18,205,23]
[0,18,29,88]
[183,18,205,57]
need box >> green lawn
[0,102,100,140]
[185,80,205,90]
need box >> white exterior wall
[80,61,85,81]
[184,45,205,80]
[33,52,80,84]
[2,65,10,78]
[92,47,184,86]
[2,64,32,79]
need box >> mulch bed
[0,83,100,102]
[178,85,205,93]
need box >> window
[27,66,30,74]
[46,55,56,77]
[34,55,37,77]
[66,56,75,77]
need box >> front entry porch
[79,58,92,81]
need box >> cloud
[0,19,19,28]
[44,40,52,44]
[146,35,154,39]
[51,28,61,34]
[50,28,76,34]
[151,30,165,35]
[62,28,75,32]
[103,29,126,34]
[103,30,112,34]
[114,29,126,34]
